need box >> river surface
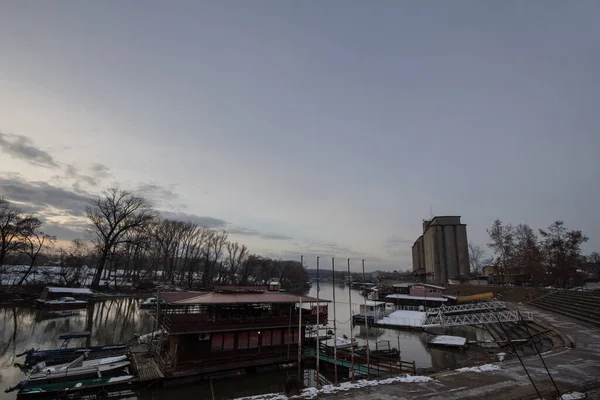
[0,284,491,400]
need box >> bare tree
[86,188,156,287]
[224,242,248,285]
[539,221,588,288]
[487,219,515,285]
[201,230,228,287]
[57,239,91,286]
[0,198,22,275]
[514,224,544,285]
[17,216,56,285]
[468,242,485,276]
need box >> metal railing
[423,310,534,327]
[426,301,507,315]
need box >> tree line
[0,189,308,290]
[469,219,598,288]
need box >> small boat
[27,359,131,385]
[322,336,358,350]
[30,354,129,374]
[427,335,468,349]
[35,297,88,311]
[137,330,163,344]
[18,343,127,368]
[139,296,166,310]
[7,375,135,396]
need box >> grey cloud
[137,183,182,208]
[260,233,293,241]
[41,220,87,241]
[228,227,260,236]
[0,132,59,169]
[382,235,414,259]
[65,164,99,186]
[159,211,227,228]
[0,173,93,216]
[90,163,111,179]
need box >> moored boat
[322,336,358,350]
[35,297,88,311]
[26,359,131,385]
[7,375,135,397]
[30,355,129,374]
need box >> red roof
[159,291,328,305]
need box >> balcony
[162,310,325,334]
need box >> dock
[130,345,164,383]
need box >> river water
[0,284,491,400]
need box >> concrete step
[550,291,600,303]
[531,301,600,328]
[532,297,600,319]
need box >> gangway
[426,301,506,316]
[423,310,534,327]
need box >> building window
[261,330,272,346]
[283,329,294,344]
[271,330,282,346]
[249,331,259,348]
[223,333,235,350]
[212,333,223,351]
[238,332,249,349]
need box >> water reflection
[0,286,494,400]
[0,298,154,400]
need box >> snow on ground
[456,364,501,373]
[560,392,586,400]
[233,375,433,400]
[429,335,466,346]
[376,310,426,327]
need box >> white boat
[28,358,131,384]
[137,329,163,344]
[31,355,129,374]
[323,337,358,350]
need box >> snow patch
[456,364,501,373]
[377,310,426,327]
[429,335,466,346]
[108,375,135,383]
[232,375,433,400]
[560,392,586,400]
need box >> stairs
[530,290,600,327]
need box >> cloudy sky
[1,1,598,271]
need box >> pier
[130,345,164,384]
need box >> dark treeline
[470,219,598,288]
[0,189,308,290]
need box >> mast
[315,256,320,388]
[332,257,338,386]
[362,259,370,378]
[297,255,303,383]
[348,258,355,382]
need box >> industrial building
[411,216,470,285]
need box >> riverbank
[0,284,154,305]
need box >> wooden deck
[130,345,164,382]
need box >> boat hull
[35,299,88,311]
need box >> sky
[0,1,599,271]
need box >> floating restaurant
[151,286,330,378]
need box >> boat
[30,354,129,374]
[137,329,163,344]
[18,343,127,369]
[139,296,165,310]
[26,359,131,385]
[322,336,358,350]
[148,286,330,377]
[6,375,135,396]
[427,335,468,349]
[352,301,395,326]
[35,296,88,311]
